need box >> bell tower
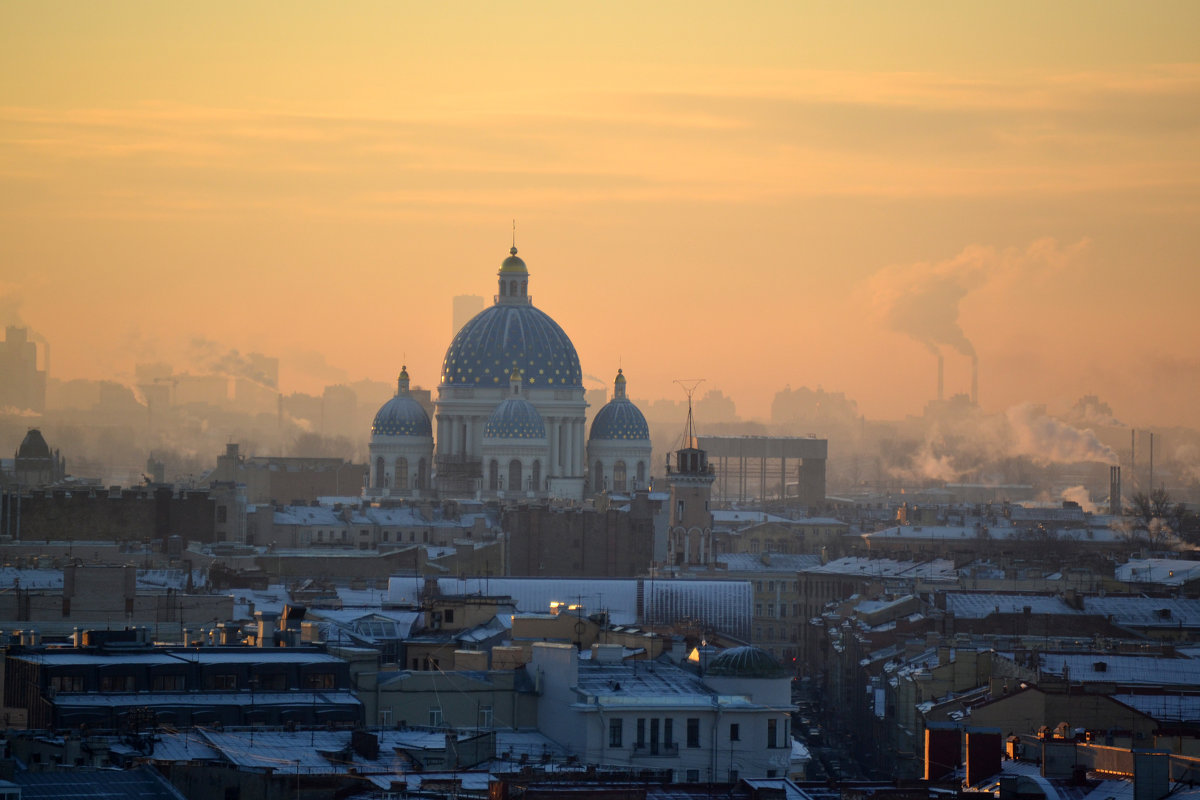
[666,382,715,567]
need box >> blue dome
[372,396,432,437]
[442,305,582,389]
[485,397,546,439]
[589,398,650,441]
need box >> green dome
[705,646,789,678]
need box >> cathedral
[366,246,652,502]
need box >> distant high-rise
[0,327,46,413]
[451,295,485,338]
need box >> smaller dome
[589,371,649,441]
[17,429,52,460]
[590,401,650,441]
[372,368,432,437]
[485,397,546,439]
[499,246,528,275]
[704,646,788,678]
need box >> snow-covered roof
[717,554,821,572]
[1036,653,1200,687]
[1114,558,1200,586]
[946,593,1080,619]
[1083,596,1200,628]
[803,557,956,581]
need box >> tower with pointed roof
[666,391,715,567]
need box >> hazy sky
[3,2,1199,427]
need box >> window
[478,705,493,728]
[396,457,408,490]
[664,718,674,747]
[730,723,740,741]
[756,581,763,591]
[217,506,227,523]
[676,500,684,519]
[767,718,778,748]
[755,604,762,616]
[609,718,623,747]
[51,675,83,693]
[444,609,455,624]
[767,603,774,616]
[429,708,443,727]
[768,770,777,778]
[613,461,627,492]
[205,673,237,690]
[152,674,184,692]
[379,710,392,727]
[99,675,136,692]
[636,718,645,747]
[686,770,700,783]
[304,673,335,689]
[686,718,700,748]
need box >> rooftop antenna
[674,379,705,449]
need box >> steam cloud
[188,338,277,389]
[1005,403,1118,465]
[869,238,1090,359]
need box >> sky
[2,2,1199,427]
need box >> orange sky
[2,2,1199,427]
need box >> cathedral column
[547,417,559,477]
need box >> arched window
[521,281,527,296]
[636,461,646,488]
[613,461,627,493]
[375,457,386,488]
[510,280,517,296]
[500,281,507,296]
[416,458,428,490]
[395,457,409,490]
[531,460,541,491]
[508,459,522,493]
[594,460,605,491]
[488,460,499,491]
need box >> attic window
[1093,661,1107,672]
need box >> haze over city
[3,3,1199,449]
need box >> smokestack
[970,354,978,406]
[1110,465,1121,515]
[937,353,944,402]
[1131,429,1137,492]
[1149,432,1154,491]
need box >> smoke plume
[1005,403,1117,465]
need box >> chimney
[924,723,959,780]
[965,727,1002,786]
[1133,750,1170,800]
[1109,466,1122,515]
[971,355,979,406]
[937,353,944,403]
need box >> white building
[369,245,652,503]
[531,642,799,782]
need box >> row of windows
[374,457,429,491]
[53,672,338,694]
[591,461,647,493]
[608,718,785,749]
[754,602,810,618]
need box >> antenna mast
[674,379,705,449]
